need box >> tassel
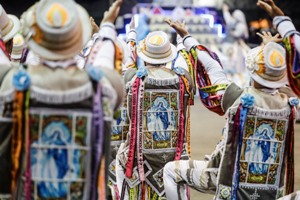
[24,90,31,200]
[98,157,106,200]
[285,106,295,194]
[11,91,25,194]
[90,84,105,200]
[174,78,185,160]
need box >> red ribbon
[136,80,145,181]
[175,78,185,160]
[285,106,295,194]
[126,78,140,178]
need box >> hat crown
[21,0,92,60]
[36,0,78,34]
[246,42,287,88]
[137,31,177,65]
[145,31,170,54]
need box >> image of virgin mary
[31,122,81,198]
[245,124,278,175]
[147,97,175,142]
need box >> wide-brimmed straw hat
[21,0,92,60]
[11,33,26,60]
[0,4,20,42]
[245,42,287,89]
[137,31,177,65]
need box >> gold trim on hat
[32,21,82,51]
[1,19,14,37]
[141,46,172,59]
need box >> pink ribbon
[126,78,140,178]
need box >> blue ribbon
[232,94,255,200]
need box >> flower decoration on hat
[240,94,255,108]
[13,69,31,91]
[289,97,299,107]
[87,65,104,82]
[136,66,148,78]
[245,47,264,74]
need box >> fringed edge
[30,83,93,104]
[0,89,14,103]
[228,104,291,119]
[145,77,179,86]
[250,106,291,118]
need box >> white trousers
[163,160,218,200]
[278,191,300,200]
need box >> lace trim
[145,77,179,86]
[228,105,291,119]
[0,89,14,103]
[31,83,93,104]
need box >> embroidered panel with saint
[28,109,92,200]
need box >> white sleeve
[230,23,246,38]
[183,36,230,86]
[223,10,236,25]
[127,29,136,43]
[92,23,117,70]
[273,16,300,54]
[0,49,10,66]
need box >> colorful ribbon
[231,104,248,200]
[24,90,31,200]
[137,79,145,181]
[175,78,185,160]
[11,91,25,194]
[190,45,226,115]
[90,83,104,200]
[180,76,192,157]
[126,78,140,178]
[285,106,296,194]
[284,36,300,96]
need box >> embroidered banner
[27,109,92,199]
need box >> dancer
[257,0,300,97]
[115,29,194,199]
[0,0,124,199]
[163,19,299,200]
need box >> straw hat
[137,31,177,65]
[11,33,26,60]
[21,0,92,60]
[245,42,287,88]
[0,4,20,42]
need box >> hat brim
[11,53,22,60]
[137,43,177,65]
[249,71,288,89]
[28,4,92,61]
[3,15,20,42]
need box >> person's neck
[253,81,278,94]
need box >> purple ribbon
[90,83,104,200]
